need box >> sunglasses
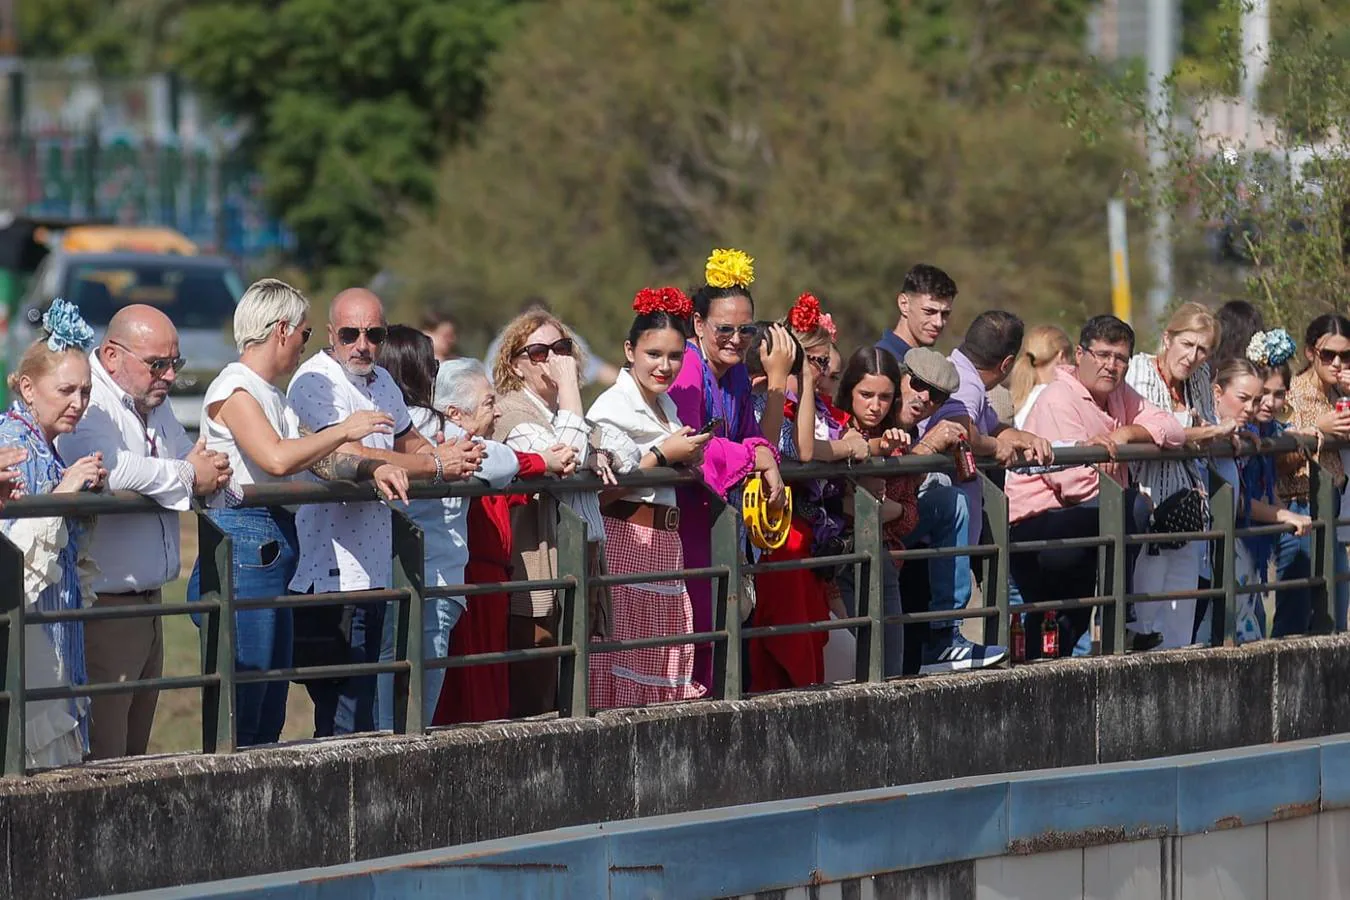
[108,340,185,376]
[908,375,951,404]
[1318,348,1350,367]
[516,338,575,363]
[711,323,758,340]
[336,327,387,346]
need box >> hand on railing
[540,443,578,476]
[373,464,410,504]
[1276,507,1313,537]
[434,436,485,480]
[187,437,233,495]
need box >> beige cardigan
[495,391,560,618]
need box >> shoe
[919,632,1008,674]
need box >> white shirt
[406,407,520,606]
[57,353,199,592]
[286,351,412,593]
[586,369,680,507]
[1013,383,1048,431]
[199,362,302,487]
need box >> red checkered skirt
[589,514,708,710]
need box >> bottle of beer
[1010,614,1026,663]
[954,437,978,483]
[1041,610,1060,659]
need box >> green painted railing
[0,434,1342,775]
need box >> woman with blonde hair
[1010,325,1072,428]
[492,306,626,716]
[0,299,108,767]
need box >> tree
[170,0,527,278]
[385,0,1134,353]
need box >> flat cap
[902,347,960,395]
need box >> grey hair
[234,278,309,352]
[434,358,491,412]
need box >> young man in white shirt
[58,305,233,759]
[287,288,483,736]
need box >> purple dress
[668,341,774,690]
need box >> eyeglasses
[1318,348,1350,367]
[807,354,831,373]
[336,327,387,346]
[108,340,186,376]
[711,323,758,341]
[1081,346,1131,369]
[516,338,575,363]
[908,375,951,404]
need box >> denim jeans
[905,480,973,633]
[376,596,464,731]
[1272,497,1350,636]
[187,506,298,747]
[295,599,385,737]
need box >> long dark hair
[1303,313,1350,374]
[378,324,442,427]
[1214,300,1264,365]
[835,347,903,429]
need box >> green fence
[0,434,1341,776]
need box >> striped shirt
[1124,353,1215,505]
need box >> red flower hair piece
[633,286,693,319]
[788,292,823,333]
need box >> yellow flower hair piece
[705,248,755,290]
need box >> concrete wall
[112,734,1350,899]
[8,636,1350,899]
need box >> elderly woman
[492,308,626,717]
[187,278,406,747]
[1124,302,1235,650]
[0,299,108,767]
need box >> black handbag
[1148,464,1210,554]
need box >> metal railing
[0,433,1343,776]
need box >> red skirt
[749,518,830,692]
[589,514,706,710]
[432,559,511,725]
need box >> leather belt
[602,500,680,532]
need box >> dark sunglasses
[711,323,758,340]
[266,319,312,346]
[1318,348,1350,367]
[517,338,575,363]
[336,326,387,346]
[108,340,185,376]
[908,375,951,404]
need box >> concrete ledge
[5,635,1349,899]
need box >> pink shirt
[1006,366,1184,523]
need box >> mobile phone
[698,417,725,436]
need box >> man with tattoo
[287,287,481,736]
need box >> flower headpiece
[1246,329,1296,367]
[788,292,823,333]
[633,286,693,319]
[42,298,95,353]
[704,248,755,290]
[818,313,838,343]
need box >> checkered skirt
[589,513,707,710]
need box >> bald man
[287,288,481,736]
[58,304,233,759]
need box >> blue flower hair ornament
[42,298,96,353]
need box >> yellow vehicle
[55,225,199,256]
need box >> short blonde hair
[234,278,310,352]
[491,310,588,394]
[6,340,82,391]
[1161,301,1221,353]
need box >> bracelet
[652,445,669,467]
[432,453,445,484]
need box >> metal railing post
[1209,479,1236,646]
[1096,474,1128,655]
[554,499,590,717]
[710,494,743,700]
[1309,460,1338,634]
[980,473,1011,648]
[852,483,885,683]
[197,512,235,754]
[0,533,25,776]
[391,508,425,735]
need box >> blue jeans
[376,596,464,731]
[187,506,298,747]
[1272,497,1350,636]
[905,480,973,633]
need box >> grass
[145,514,315,754]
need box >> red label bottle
[1041,610,1060,659]
[1010,615,1026,663]
[954,437,978,483]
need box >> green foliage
[386,0,1132,352]
[170,0,525,276]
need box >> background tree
[385,0,1135,354]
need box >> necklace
[1154,357,1186,410]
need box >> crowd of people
[0,246,1345,769]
